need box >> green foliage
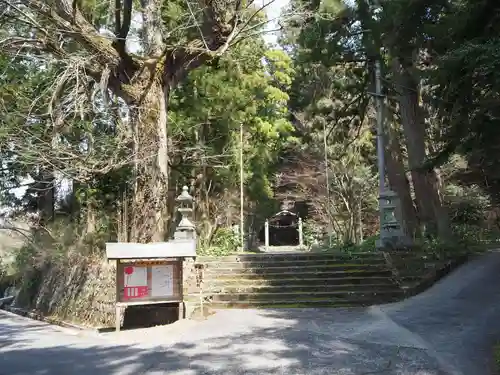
[310,220,499,255]
[167,39,295,241]
[2,0,500,275]
[301,220,321,246]
[12,244,39,275]
[356,236,378,252]
[0,257,7,281]
[0,4,295,246]
[199,227,239,256]
[311,234,378,254]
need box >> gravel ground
[2,252,500,375]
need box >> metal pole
[239,122,245,251]
[375,59,386,246]
[375,59,385,195]
[323,121,332,247]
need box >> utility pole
[323,120,332,247]
[375,59,385,196]
[239,122,244,251]
[374,59,386,247]
[372,59,407,248]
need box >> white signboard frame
[151,264,174,297]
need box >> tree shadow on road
[0,308,449,375]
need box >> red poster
[123,265,148,299]
[123,286,148,299]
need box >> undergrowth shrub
[311,223,499,256]
[198,227,239,256]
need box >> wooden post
[178,302,185,320]
[115,259,121,332]
[179,260,185,320]
[265,220,269,250]
[115,305,121,332]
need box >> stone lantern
[174,186,196,240]
[377,189,409,248]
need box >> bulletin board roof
[105,240,196,260]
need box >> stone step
[197,252,385,263]
[203,264,389,276]
[209,289,404,302]
[207,276,395,287]
[399,276,422,283]
[203,269,393,281]
[199,258,388,268]
[398,268,443,278]
[204,283,400,294]
[388,256,453,267]
[209,296,402,309]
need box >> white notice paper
[151,265,174,297]
[124,266,148,287]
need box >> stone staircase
[191,252,405,308]
[258,245,306,253]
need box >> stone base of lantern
[376,233,412,249]
[376,189,412,250]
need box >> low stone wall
[383,249,470,292]
[404,253,470,297]
[14,256,116,328]
[10,256,203,327]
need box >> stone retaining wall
[9,256,202,327]
[17,257,117,327]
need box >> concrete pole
[375,59,386,196]
[298,217,304,248]
[239,123,244,251]
[264,220,269,251]
[323,120,332,247]
[375,59,386,246]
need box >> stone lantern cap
[176,186,193,218]
[176,186,193,204]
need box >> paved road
[2,252,500,375]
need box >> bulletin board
[116,259,183,304]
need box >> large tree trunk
[126,0,172,242]
[128,81,170,242]
[383,107,418,238]
[391,58,451,239]
[37,169,55,225]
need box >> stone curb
[1,305,99,333]
[0,304,186,334]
